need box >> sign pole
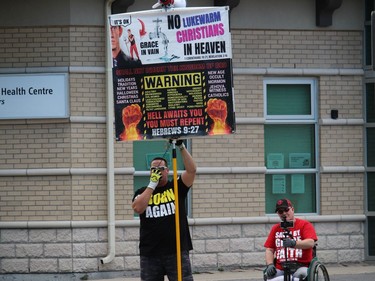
[172,139,182,281]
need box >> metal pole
[172,139,182,281]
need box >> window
[365,0,375,260]
[367,128,375,167]
[366,83,375,212]
[368,173,375,212]
[266,84,314,119]
[264,78,318,214]
[367,83,375,123]
[365,0,374,66]
[366,82,375,258]
[369,216,375,255]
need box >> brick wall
[0,26,365,220]
[320,126,363,167]
[319,76,363,119]
[0,218,365,277]
[0,27,70,68]
[0,123,71,169]
[231,30,362,69]
[69,73,106,117]
[233,75,263,118]
[320,174,364,215]
[0,176,72,221]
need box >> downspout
[101,0,116,264]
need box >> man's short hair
[151,157,168,167]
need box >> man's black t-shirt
[133,177,193,256]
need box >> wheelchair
[263,245,330,281]
[307,256,330,281]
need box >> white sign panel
[109,7,232,66]
[0,73,69,119]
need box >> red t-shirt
[264,218,317,270]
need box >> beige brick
[30,259,58,273]
[1,259,29,273]
[72,258,98,272]
[16,244,43,258]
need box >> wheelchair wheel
[308,259,330,281]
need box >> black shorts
[140,251,194,281]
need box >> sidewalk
[94,262,375,281]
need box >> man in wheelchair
[263,198,318,281]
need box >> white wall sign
[0,73,69,119]
[272,175,286,194]
[267,153,284,169]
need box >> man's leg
[140,255,165,281]
[293,266,308,280]
[164,251,194,281]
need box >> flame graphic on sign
[206,98,231,135]
[119,104,142,140]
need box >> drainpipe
[101,0,116,264]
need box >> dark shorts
[140,251,194,281]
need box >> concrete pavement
[93,262,375,281]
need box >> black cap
[275,198,293,212]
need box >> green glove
[283,238,296,248]
[148,168,162,190]
[265,264,276,278]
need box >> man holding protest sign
[132,139,197,281]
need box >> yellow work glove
[147,168,162,190]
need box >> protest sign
[109,6,235,140]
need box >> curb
[94,262,375,281]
